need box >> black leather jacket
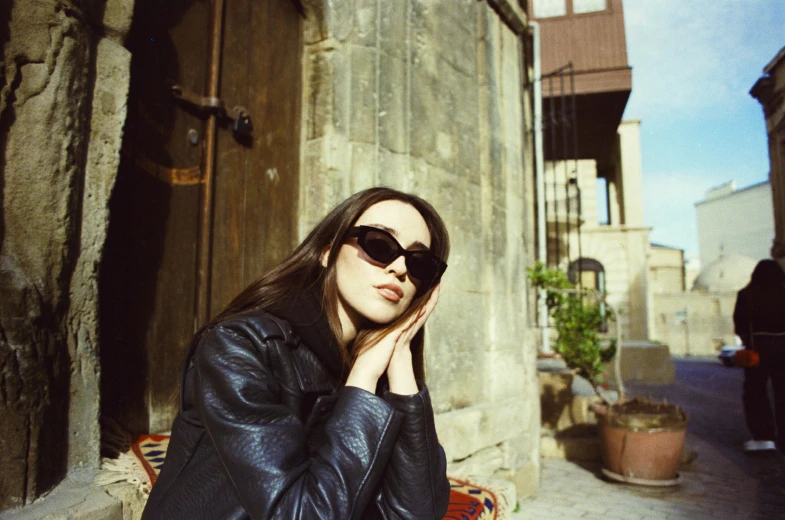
[141,311,450,519]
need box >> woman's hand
[345,286,440,395]
[387,285,440,394]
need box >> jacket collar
[269,287,346,381]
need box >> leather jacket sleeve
[194,324,403,520]
[377,386,451,519]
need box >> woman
[733,259,785,453]
[142,187,451,519]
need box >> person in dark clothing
[142,187,451,519]
[733,259,785,453]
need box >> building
[531,0,651,341]
[751,46,785,266]
[695,180,774,268]
[645,47,785,360]
[651,45,785,360]
[651,254,756,357]
[1,0,541,514]
[648,179,769,357]
[649,244,686,295]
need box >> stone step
[539,369,601,433]
[0,470,124,520]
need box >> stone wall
[651,292,738,357]
[649,246,685,294]
[0,0,133,509]
[564,225,651,340]
[300,0,540,498]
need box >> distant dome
[691,255,758,292]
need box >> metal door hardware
[232,109,252,137]
[171,85,252,138]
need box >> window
[596,177,609,225]
[532,0,607,17]
[568,258,605,292]
[568,257,608,331]
[532,0,567,18]
[573,0,607,14]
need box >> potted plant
[528,263,688,486]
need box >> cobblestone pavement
[513,358,785,520]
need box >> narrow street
[515,358,785,520]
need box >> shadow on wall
[98,0,198,438]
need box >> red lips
[376,283,404,302]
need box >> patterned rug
[98,434,510,519]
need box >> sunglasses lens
[361,230,399,264]
[407,253,438,281]
[354,226,444,284]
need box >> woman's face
[331,200,432,335]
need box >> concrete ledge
[0,470,122,520]
[606,341,676,384]
[436,397,530,461]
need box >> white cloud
[623,1,785,119]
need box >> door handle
[171,85,252,139]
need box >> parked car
[718,345,744,367]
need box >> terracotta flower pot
[594,400,688,486]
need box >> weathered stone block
[353,0,378,48]
[102,0,135,43]
[331,48,352,136]
[302,0,353,44]
[349,141,378,192]
[378,53,407,154]
[377,147,408,188]
[379,0,408,61]
[427,330,484,414]
[349,45,378,144]
[432,7,476,78]
[299,137,350,235]
[408,69,440,165]
[486,348,526,401]
[303,47,334,141]
[447,444,504,477]
[436,398,529,461]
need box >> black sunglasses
[347,226,447,284]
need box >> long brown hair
[203,186,450,382]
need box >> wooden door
[100,0,302,435]
[210,0,302,313]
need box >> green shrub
[528,262,616,402]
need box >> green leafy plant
[528,262,616,403]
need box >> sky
[620,0,785,261]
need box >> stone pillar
[0,0,133,509]
[617,120,644,227]
[607,176,621,226]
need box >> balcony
[530,0,632,162]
